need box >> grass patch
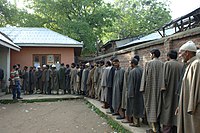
[85,100,132,133]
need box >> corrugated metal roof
[0,32,20,51]
[0,27,83,47]
[117,28,175,48]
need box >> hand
[175,107,179,115]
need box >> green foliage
[113,0,172,38]
[85,100,131,133]
[1,0,171,55]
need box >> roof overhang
[0,40,21,51]
[17,43,83,48]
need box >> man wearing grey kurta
[112,59,125,115]
[160,50,182,133]
[101,61,111,108]
[35,66,42,93]
[70,63,77,94]
[140,49,164,133]
[58,63,66,94]
[177,41,200,133]
[22,66,29,94]
[96,60,105,100]
[81,63,90,95]
[65,64,71,93]
[45,65,51,94]
[50,65,59,94]
[127,58,144,127]
[93,62,100,99]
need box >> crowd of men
[9,40,200,133]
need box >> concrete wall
[91,27,200,69]
[10,47,75,68]
[0,46,10,91]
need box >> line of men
[9,40,200,133]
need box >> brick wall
[89,27,200,69]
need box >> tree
[28,0,118,55]
[112,0,171,38]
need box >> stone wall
[89,27,200,69]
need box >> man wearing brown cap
[177,41,200,133]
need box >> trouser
[107,87,114,112]
[149,122,161,133]
[13,80,21,99]
[163,125,177,133]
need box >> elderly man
[177,41,200,133]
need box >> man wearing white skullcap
[177,41,200,133]
[196,49,200,58]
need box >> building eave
[17,43,83,48]
[0,40,21,51]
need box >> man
[140,49,164,133]
[35,66,43,94]
[112,59,125,116]
[22,66,29,94]
[45,65,51,94]
[28,66,34,94]
[65,64,71,94]
[70,63,77,94]
[76,64,81,95]
[87,64,95,98]
[120,63,132,120]
[101,61,111,108]
[50,64,59,94]
[58,63,66,94]
[41,65,47,94]
[0,67,4,91]
[106,57,116,114]
[160,50,183,133]
[177,41,200,133]
[81,63,90,95]
[197,49,200,58]
[127,58,144,127]
[94,61,100,99]
[10,65,23,100]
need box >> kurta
[42,69,47,93]
[58,66,66,90]
[50,69,59,91]
[35,69,42,91]
[45,69,51,94]
[22,70,29,93]
[121,67,131,109]
[87,68,95,97]
[94,66,100,98]
[127,66,144,118]
[81,68,89,93]
[100,66,111,102]
[76,68,81,93]
[112,67,125,113]
[177,56,200,133]
[70,68,77,93]
[140,58,164,122]
[160,60,182,126]
[97,66,104,99]
[65,67,71,92]
[29,70,34,94]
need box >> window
[33,54,61,66]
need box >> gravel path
[0,100,113,133]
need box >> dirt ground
[0,100,113,133]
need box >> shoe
[116,116,125,120]
[121,120,131,123]
[106,111,114,114]
[13,98,18,101]
[17,97,23,99]
[129,123,140,127]
[112,113,120,116]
